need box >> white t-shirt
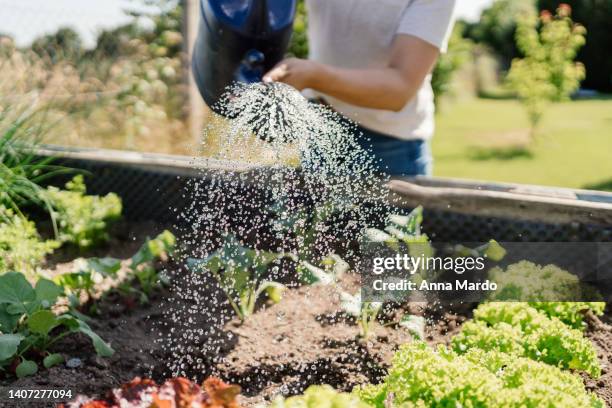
[305,0,457,140]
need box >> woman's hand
[263,58,322,91]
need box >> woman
[264,0,457,177]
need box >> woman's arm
[263,34,440,112]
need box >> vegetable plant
[364,206,434,277]
[189,234,290,321]
[58,231,176,308]
[452,302,601,377]
[46,175,122,249]
[270,385,370,408]
[56,257,122,313]
[0,272,113,378]
[355,341,603,408]
[340,291,382,340]
[59,376,242,408]
[0,210,59,275]
[119,230,176,304]
[488,261,605,329]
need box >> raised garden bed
[2,147,612,407]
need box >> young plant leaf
[43,353,64,368]
[74,320,114,357]
[15,359,38,378]
[259,281,285,304]
[35,278,63,308]
[28,310,59,335]
[0,304,20,333]
[0,334,24,360]
[0,272,36,312]
[300,261,335,285]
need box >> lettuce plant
[61,376,241,408]
[355,342,603,408]
[46,175,122,249]
[0,272,113,378]
[452,302,601,377]
[488,261,605,329]
[0,210,59,275]
[189,235,289,321]
[270,385,371,408]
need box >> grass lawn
[433,97,612,191]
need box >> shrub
[355,342,603,407]
[453,302,601,377]
[506,4,586,138]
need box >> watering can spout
[192,0,297,113]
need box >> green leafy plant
[45,175,122,249]
[431,23,473,107]
[271,385,370,408]
[0,106,71,233]
[340,291,382,340]
[58,231,175,309]
[189,235,289,322]
[507,4,586,138]
[488,261,605,329]
[452,302,601,377]
[355,341,603,408]
[121,230,175,303]
[0,210,59,275]
[56,257,122,312]
[0,272,113,378]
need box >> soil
[2,223,611,407]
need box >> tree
[506,4,586,139]
[464,0,536,70]
[538,0,612,92]
[431,22,473,108]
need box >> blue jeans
[355,125,432,177]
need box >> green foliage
[0,211,59,275]
[340,291,381,339]
[58,231,176,308]
[464,0,536,68]
[287,0,308,59]
[0,105,70,230]
[431,23,473,107]
[0,272,113,377]
[123,230,176,303]
[488,261,605,329]
[271,385,370,408]
[507,5,586,137]
[189,235,289,321]
[538,0,612,93]
[31,27,83,63]
[355,342,603,408]
[452,302,601,377]
[46,175,122,249]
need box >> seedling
[340,291,382,339]
[189,235,291,321]
[0,272,113,378]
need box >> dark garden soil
[2,223,611,407]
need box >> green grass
[433,97,612,191]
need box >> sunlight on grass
[433,98,612,190]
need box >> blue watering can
[192,0,297,112]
